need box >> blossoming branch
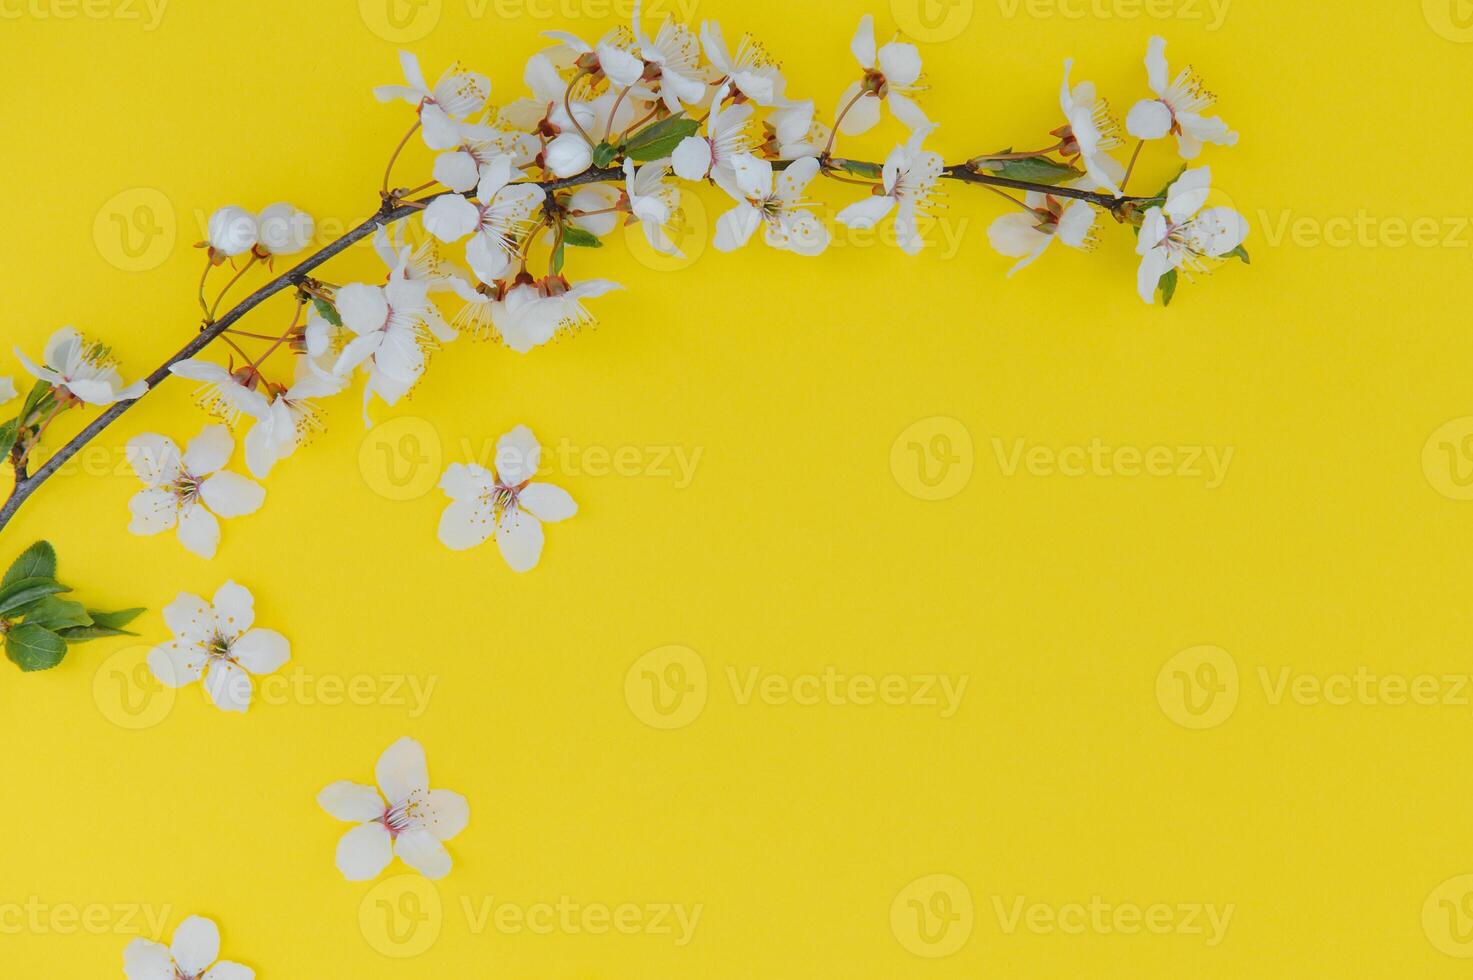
[0,10,1249,557]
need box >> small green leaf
[1225,244,1250,265]
[624,115,700,162]
[560,227,604,248]
[6,624,67,672]
[550,240,566,275]
[19,379,52,425]
[4,541,57,588]
[89,608,145,631]
[591,141,618,169]
[312,296,343,327]
[0,577,69,616]
[1160,268,1179,307]
[835,159,884,180]
[0,419,17,460]
[20,596,92,631]
[63,607,146,639]
[973,155,1081,186]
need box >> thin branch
[0,158,1148,533]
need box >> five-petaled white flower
[424,155,545,282]
[631,0,707,112]
[244,362,347,479]
[987,191,1099,276]
[1060,59,1124,197]
[375,51,492,150]
[623,157,684,256]
[434,120,539,191]
[1125,37,1237,160]
[672,82,755,197]
[1135,166,1248,304]
[714,154,829,256]
[124,915,252,980]
[701,21,786,106]
[837,14,930,136]
[332,255,456,420]
[147,581,290,714]
[127,426,265,560]
[318,737,470,881]
[836,127,944,255]
[438,425,578,572]
[15,327,148,407]
[205,206,257,260]
[253,202,315,258]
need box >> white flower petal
[336,284,390,335]
[495,425,541,485]
[376,736,430,802]
[336,822,394,881]
[1126,99,1173,141]
[183,425,234,477]
[128,488,180,535]
[128,434,183,486]
[425,789,470,841]
[394,829,452,879]
[211,580,255,637]
[176,504,221,559]
[202,961,254,980]
[170,916,220,977]
[495,510,545,573]
[148,641,206,687]
[163,592,213,642]
[122,938,174,980]
[200,472,265,519]
[232,629,289,675]
[423,195,482,243]
[204,661,253,712]
[438,500,495,551]
[317,781,385,822]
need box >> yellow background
[4,0,1473,975]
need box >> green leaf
[312,296,342,327]
[624,115,700,162]
[0,419,17,460]
[19,379,52,425]
[0,577,69,616]
[19,596,92,631]
[1160,268,1179,307]
[550,240,566,275]
[62,606,146,640]
[591,141,618,169]
[89,608,145,631]
[973,155,1081,186]
[1225,244,1250,265]
[560,227,604,248]
[835,159,884,180]
[4,541,57,588]
[6,624,67,672]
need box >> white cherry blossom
[438,425,578,572]
[375,51,491,150]
[713,154,829,256]
[205,206,257,259]
[1125,37,1237,160]
[700,21,786,106]
[631,0,706,112]
[254,202,315,257]
[1060,59,1124,197]
[123,915,252,980]
[318,737,470,881]
[836,15,929,136]
[495,278,623,354]
[987,191,1099,276]
[623,157,683,256]
[168,359,270,426]
[672,82,754,197]
[544,131,594,178]
[423,155,545,281]
[147,581,290,714]
[244,362,347,479]
[15,327,148,407]
[126,426,265,560]
[434,120,539,191]
[836,127,944,255]
[764,100,827,159]
[1135,166,1248,303]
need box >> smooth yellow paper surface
[4,0,1473,976]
